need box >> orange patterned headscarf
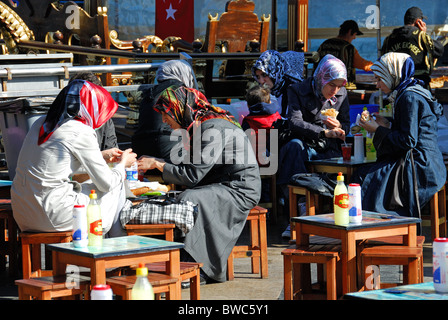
[153,86,241,131]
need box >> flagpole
[271,0,277,50]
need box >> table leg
[341,231,356,294]
[90,259,106,286]
[166,249,181,300]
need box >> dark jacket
[352,85,446,218]
[382,25,445,86]
[285,77,351,153]
[131,79,183,159]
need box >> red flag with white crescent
[155,0,194,42]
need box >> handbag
[385,150,422,221]
[120,195,198,234]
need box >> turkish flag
[155,0,194,43]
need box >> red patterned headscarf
[38,80,118,145]
[153,86,241,131]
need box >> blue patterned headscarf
[312,54,347,105]
[282,51,305,81]
[252,50,290,97]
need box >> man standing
[381,7,445,88]
[318,20,373,87]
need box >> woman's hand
[119,148,137,168]
[102,148,123,163]
[324,127,346,141]
[359,116,380,133]
[137,155,166,173]
[323,116,341,130]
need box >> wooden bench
[20,231,72,279]
[227,206,268,280]
[15,275,90,300]
[125,223,176,241]
[282,244,341,300]
[145,261,202,300]
[107,273,178,300]
[360,245,423,290]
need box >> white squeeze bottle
[334,172,350,226]
[132,263,154,300]
[87,190,103,247]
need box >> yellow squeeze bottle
[87,190,102,247]
[131,263,154,300]
[334,172,349,226]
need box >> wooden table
[306,157,376,181]
[292,212,421,294]
[47,235,184,299]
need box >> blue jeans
[277,138,340,197]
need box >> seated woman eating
[354,52,446,219]
[11,80,137,237]
[137,85,261,283]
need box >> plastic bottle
[72,204,88,248]
[91,284,113,300]
[126,162,138,189]
[433,238,448,293]
[131,263,154,300]
[333,172,349,226]
[365,136,376,161]
[353,133,364,162]
[87,190,102,247]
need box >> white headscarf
[156,60,198,89]
[370,52,411,91]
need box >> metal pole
[377,0,383,109]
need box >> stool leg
[289,187,297,240]
[408,258,419,284]
[190,269,200,300]
[430,192,440,239]
[440,187,447,238]
[250,218,260,275]
[259,213,268,279]
[227,250,235,281]
[21,243,32,279]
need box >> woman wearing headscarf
[353,52,446,218]
[137,86,261,283]
[132,60,198,160]
[252,50,302,117]
[279,54,350,237]
[11,80,137,235]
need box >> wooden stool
[20,231,72,279]
[361,245,423,290]
[227,206,268,280]
[146,261,202,300]
[124,223,176,241]
[15,275,90,300]
[282,244,341,300]
[0,202,19,276]
[288,185,321,240]
[358,235,425,287]
[422,184,447,241]
[107,273,178,300]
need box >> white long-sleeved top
[11,117,126,232]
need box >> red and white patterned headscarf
[38,80,118,145]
